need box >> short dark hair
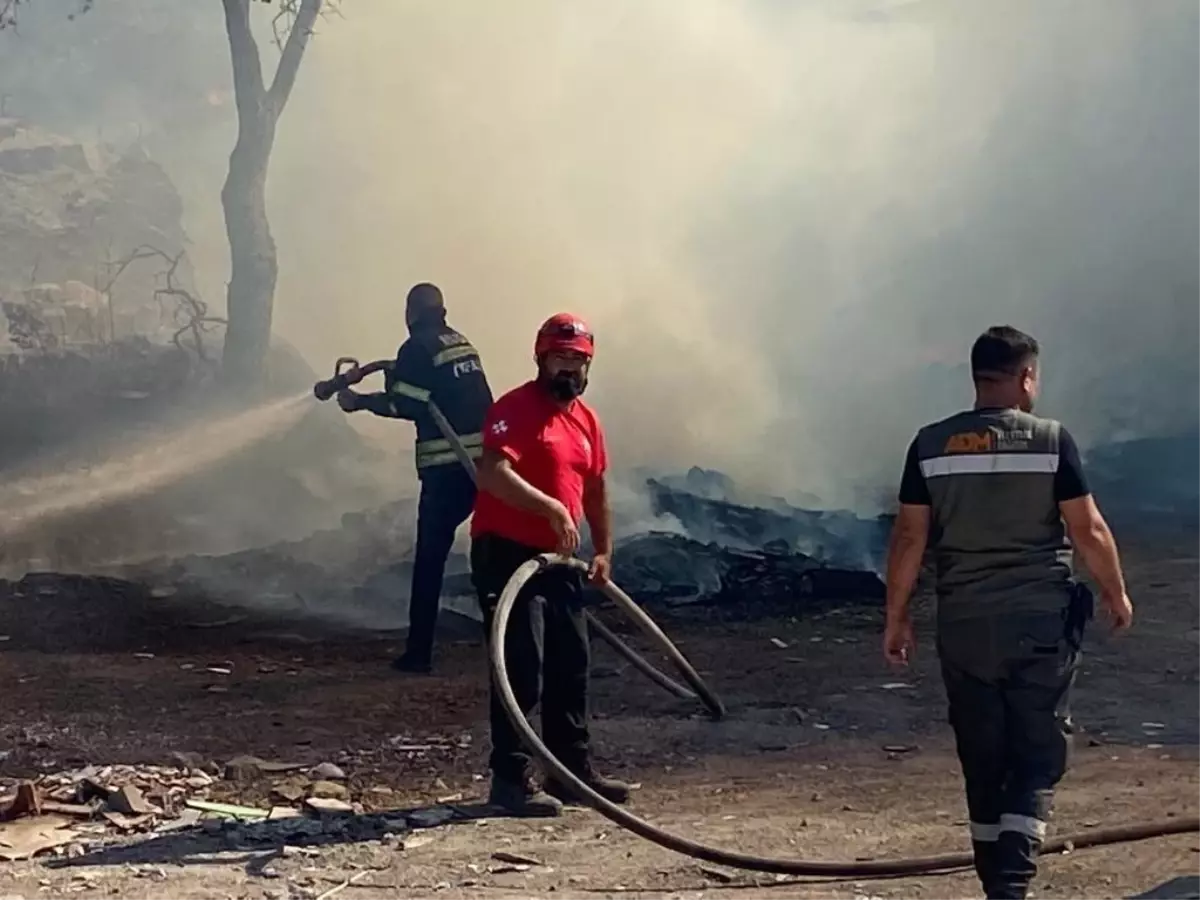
[405,282,445,322]
[970,325,1039,381]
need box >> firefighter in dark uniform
[883,325,1134,900]
[337,283,493,674]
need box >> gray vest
[913,408,1074,621]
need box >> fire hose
[316,357,1198,877]
[312,358,724,718]
[493,554,1200,878]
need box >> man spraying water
[335,283,494,674]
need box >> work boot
[990,831,1039,900]
[391,652,432,675]
[971,840,1000,899]
[487,776,563,818]
[544,764,632,807]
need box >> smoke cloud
[3,0,1197,511]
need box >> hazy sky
[3,0,1196,508]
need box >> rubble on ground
[0,748,493,860]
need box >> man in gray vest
[882,325,1134,900]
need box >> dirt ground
[0,530,1196,899]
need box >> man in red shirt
[471,313,632,817]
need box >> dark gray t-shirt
[898,408,1090,621]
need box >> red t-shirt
[471,380,608,551]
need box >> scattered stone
[307,781,348,801]
[267,807,303,820]
[106,785,158,816]
[133,653,155,660]
[304,797,353,816]
[223,756,304,782]
[769,637,789,649]
[168,752,208,771]
[492,850,542,866]
[0,783,42,821]
[101,812,155,831]
[698,865,735,883]
[272,781,307,804]
[309,763,346,781]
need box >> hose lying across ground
[413,400,1198,876]
[491,553,1200,878]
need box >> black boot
[391,652,432,675]
[544,763,632,806]
[991,831,1040,899]
[972,840,1000,899]
[487,775,563,818]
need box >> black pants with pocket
[936,585,1091,900]
[406,466,477,664]
[471,533,591,784]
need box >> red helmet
[535,313,594,359]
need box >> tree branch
[267,0,322,116]
[221,0,267,118]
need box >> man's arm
[584,420,612,556]
[583,474,613,558]
[477,447,564,519]
[1055,427,1132,627]
[354,343,430,420]
[885,439,932,625]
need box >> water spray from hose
[0,392,311,542]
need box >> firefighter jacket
[357,321,494,477]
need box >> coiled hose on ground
[491,553,1200,878]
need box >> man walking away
[337,283,493,674]
[471,313,632,817]
[883,325,1134,900]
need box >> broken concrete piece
[168,751,209,771]
[304,797,353,816]
[223,756,305,782]
[271,781,307,804]
[308,781,348,800]
[309,762,346,781]
[0,783,42,821]
[101,811,155,831]
[106,785,159,816]
[267,806,303,820]
[40,801,95,819]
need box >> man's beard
[543,369,586,402]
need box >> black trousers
[937,587,1090,900]
[406,466,477,664]
[471,533,590,784]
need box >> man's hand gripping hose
[312,357,723,715]
[492,554,1199,878]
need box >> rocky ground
[0,529,1196,899]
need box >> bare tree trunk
[218,0,320,387]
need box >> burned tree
[2,0,331,387]
[218,0,323,386]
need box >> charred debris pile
[610,468,888,610]
[86,467,888,636]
